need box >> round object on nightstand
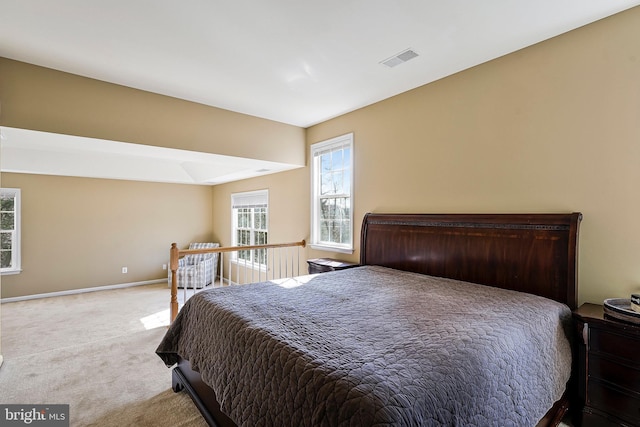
[603,298,640,324]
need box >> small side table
[573,303,640,427]
[307,258,359,274]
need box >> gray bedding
[156,266,573,427]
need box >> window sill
[1,269,22,276]
[309,244,354,255]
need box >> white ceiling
[1,0,639,184]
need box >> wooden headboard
[360,213,582,309]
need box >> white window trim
[310,133,354,254]
[1,188,22,275]
[231,189,269,270]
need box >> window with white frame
[232,190,268,266]
[310,133,353,252]
[1,188,21,274]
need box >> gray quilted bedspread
[156,266,572,427]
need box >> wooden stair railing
[170,240,306,322]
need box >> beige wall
[0,173,214,298]
[0,58,305,165]
[213,6,640,305]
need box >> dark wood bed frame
[171,212,583,427]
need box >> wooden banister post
[170,243,179,323]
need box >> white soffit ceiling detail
[0,127,302,185]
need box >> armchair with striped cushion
[170,242,219,289]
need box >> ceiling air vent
[380,48,419,68]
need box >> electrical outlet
[162,264,167,270]
[122,267,128,274]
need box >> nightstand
[573,303,640,426]
[306,258,359,274]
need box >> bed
[157,212,582,426]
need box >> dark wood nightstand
[306,258,359,274]
[573,303,640,426]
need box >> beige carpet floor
[0,284,207,427]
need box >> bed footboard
[172,358,236,427]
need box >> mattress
[157,265,572,427]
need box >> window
[310,133,353,253]
[232,190,268,266]
[1,188,21,275]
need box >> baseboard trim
[1,279,167,303]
